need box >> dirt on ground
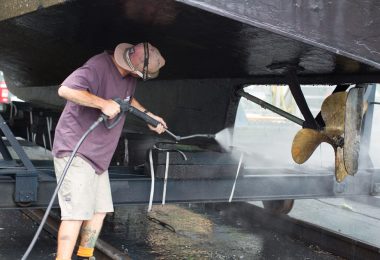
[102,204,340,260]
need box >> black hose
[22,116,104,260]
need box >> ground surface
[0,210,57,260]
[0,203,343,260]
[101,204,340,260]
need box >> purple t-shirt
[52,51,137,174]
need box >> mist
[219,84,337,170]
[366,95,380,168]
[213,85,380,250]
[215,123,335,171]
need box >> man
[52,42,166,260]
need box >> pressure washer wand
[163,129,181,141]
[178,134,215,140]
[97,99,180,141]
[127,106,215,141]
[126,105,181,141]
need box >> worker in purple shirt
[52,42,166,260]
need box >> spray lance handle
[101,98,132,129]
[127,106,160,127]
[102,98,180,140]
[126,106,182,140]
[101,98,161,129]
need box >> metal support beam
[286,70,320,130]
[236,89,304,126]
[0,114,37,204]
[0,115,36,171]
[245,73,380,85]
[0,166,378,208]
[359,84,376,168]
[0,137,12,161]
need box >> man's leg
[76,170,114,259]
[54,156,98,259]
[80,213,106,247]
[76,213,107,258]
[56,220,82,259]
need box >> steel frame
[0,114,38,204]
[286,69,320,130]
[0,166,379,208]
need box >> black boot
[75,256,96,260]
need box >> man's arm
[130,97,167,134]
[58,85,120,119]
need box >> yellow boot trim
[77,246,94,257]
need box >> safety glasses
[123,42,152,81]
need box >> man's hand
[101,100,120,119]
[147,112,167,134]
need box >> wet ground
[0,210,57,260]
[101,204,340,260]
[0,203,341,260]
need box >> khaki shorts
[54,156,114,220]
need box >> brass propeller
[291,92,349,182]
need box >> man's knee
[93,212,107,220]
[83,212,107,225]
[59,220,83,235]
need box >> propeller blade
[291,128,325,164]
[335,146,349,182]
[291,89,363,182]
[321,92,347,136]
[344,87,365,175]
